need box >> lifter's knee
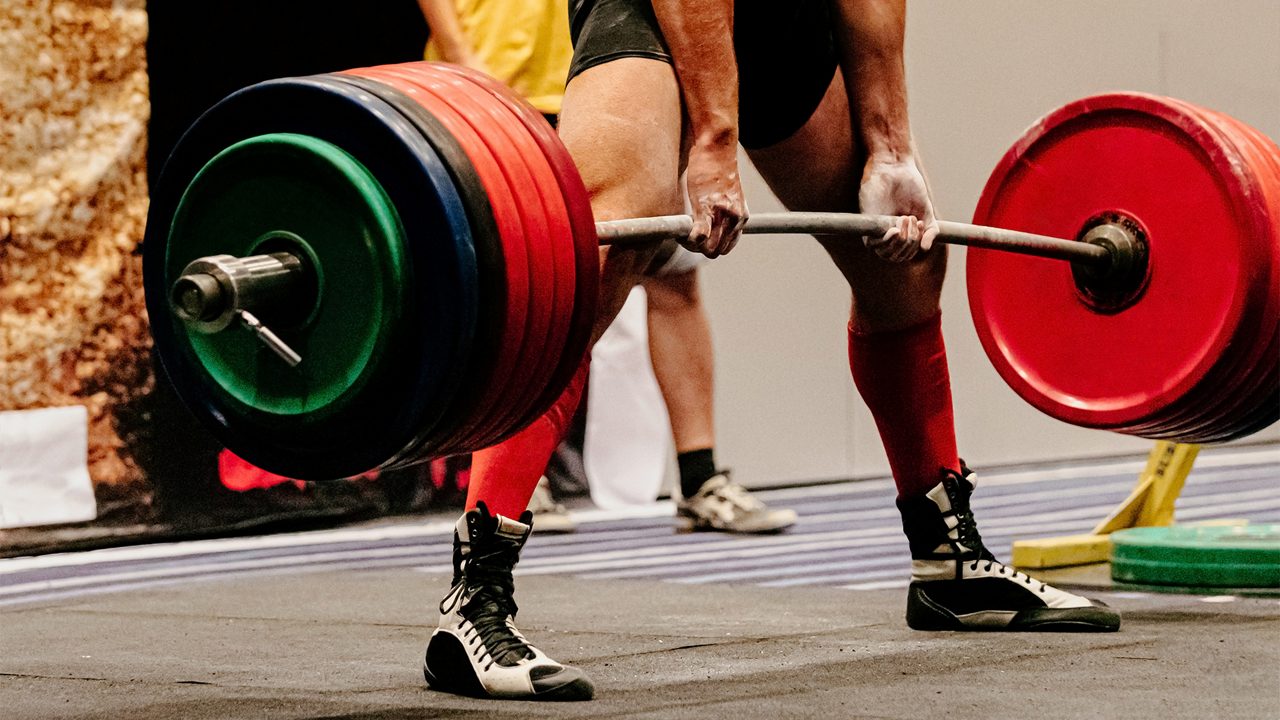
[848,246,949,333]
[643,268,700,312]
[590,242,666,345]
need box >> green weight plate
[168,133,409,419]
[1110,524,1280,589]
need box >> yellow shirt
[424,0,573,115]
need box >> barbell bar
[594,212,1115,265]
[169,213,1121,322]
[142,62,1279,480]
[166,210,1132,373]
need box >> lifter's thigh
[558,58,685,342]
[745,72,946,332]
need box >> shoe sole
[424,662,595,701]
[675,509,798,535]
[907,586,1121,632]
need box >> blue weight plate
[144,76,476,480]
[327,72,504,461]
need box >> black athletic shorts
[567,0,839,149]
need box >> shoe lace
[940,469,1009,574]
[944,473,1046,593]
[966,557,1048,594]
[440,545,535,669]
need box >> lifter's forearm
[650,0,739,145]
[829,0,913,159]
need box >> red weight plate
[969,92,1273,430]
[1154,105,1280,441]
[325,70,498,461]
[419,70,581,445]
[1154,104,1277,440]
[380,65,560,453]
[348,66,533,453]
[407,63,580,449]
[380,63,565,452]
[1136,101,1280,440]
[1127,99,1280,440]
[1225,116,1280,439]
[1172,103,1280,438]
[1222,387,1280,442]
[435,62,599,437]
[1211,110,1280,433]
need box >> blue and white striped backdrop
[2,445,1276,607]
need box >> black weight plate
[327,72,507,463]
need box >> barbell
[143,61,1280,481]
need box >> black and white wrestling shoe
[423,503,594,700]
[896,463,1120,632]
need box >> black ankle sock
[677,448,718,499]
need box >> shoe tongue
[698,474,730,495]
[459,504,532,546]
[924,481,953,514]
[493,514,530,541]
[454,512,472,544]
[924,468,977,514]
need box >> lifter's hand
[859,155,940,263]
[684,135,748,258]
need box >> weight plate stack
[144,77,478,478]
[969,92,1277,442]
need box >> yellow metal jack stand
[1011,441,1201,569]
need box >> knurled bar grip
[593,212,1112,266]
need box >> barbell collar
[171,251,312,334]
[593,212,1113,267]
[170,251,311,367]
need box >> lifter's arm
[831,0,939,261]
[651,0,747,257]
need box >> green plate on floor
[1110,524,1280,590]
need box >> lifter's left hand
[859,154,940,263]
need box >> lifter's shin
[466,356,591,518]
[848,312,960,498]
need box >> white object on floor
[0,405,97,529]
[584,286,672,508]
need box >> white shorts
[646,240,710,278]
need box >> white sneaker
[423,503,594,700]
[898,463,1121,632]
[676,472,797,534]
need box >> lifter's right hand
[859,155,940,263]
[683,134,748,258]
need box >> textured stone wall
[0,0,152,488]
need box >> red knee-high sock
[848,313,960,499]
[466,356,591,518]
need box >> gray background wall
[701,1,1280,486]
